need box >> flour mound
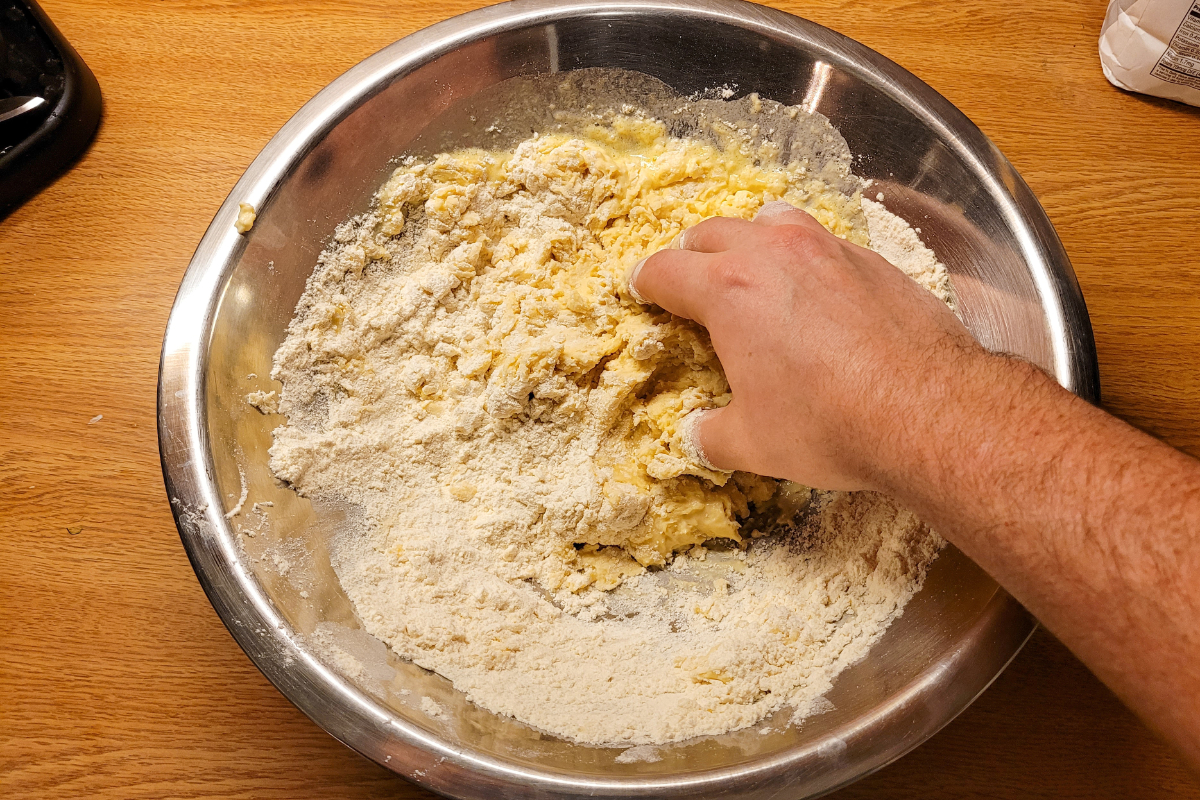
[268,93,948,745]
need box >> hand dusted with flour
[267,97,948,745]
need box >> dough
[265,93,950,745]
[345,114,865,585]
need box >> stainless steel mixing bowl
[158,1,1099,797]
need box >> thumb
[680,405,746,475]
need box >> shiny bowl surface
[158,2,1098,797]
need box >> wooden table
[3,0,1199,796]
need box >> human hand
[629,201,982,491]
[635,205,1200,771]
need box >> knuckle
[708,257,757,293]
[769,224,821,255]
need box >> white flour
[266,96,948,746]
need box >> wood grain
[2,0,1199,797]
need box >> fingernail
[670,229,689,250]
[680,410,732,474]
[753,200,795,221]
[628,257,650,304]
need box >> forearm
[874,348,1200,764]
[629,204,1200,763]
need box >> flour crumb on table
[265,84,949,746]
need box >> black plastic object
[0,0,101,217]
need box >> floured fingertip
[680,409,732,474]
[753,200,798,222]
[627,257,650,304]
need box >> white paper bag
[1100,0,1200,107]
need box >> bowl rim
[158,1,1096,797]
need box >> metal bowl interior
[158,2,1098,798]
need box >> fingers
[628,248,712,323]
[629,203,828,320]
[676,216,757,253]
[679,203,826,252]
